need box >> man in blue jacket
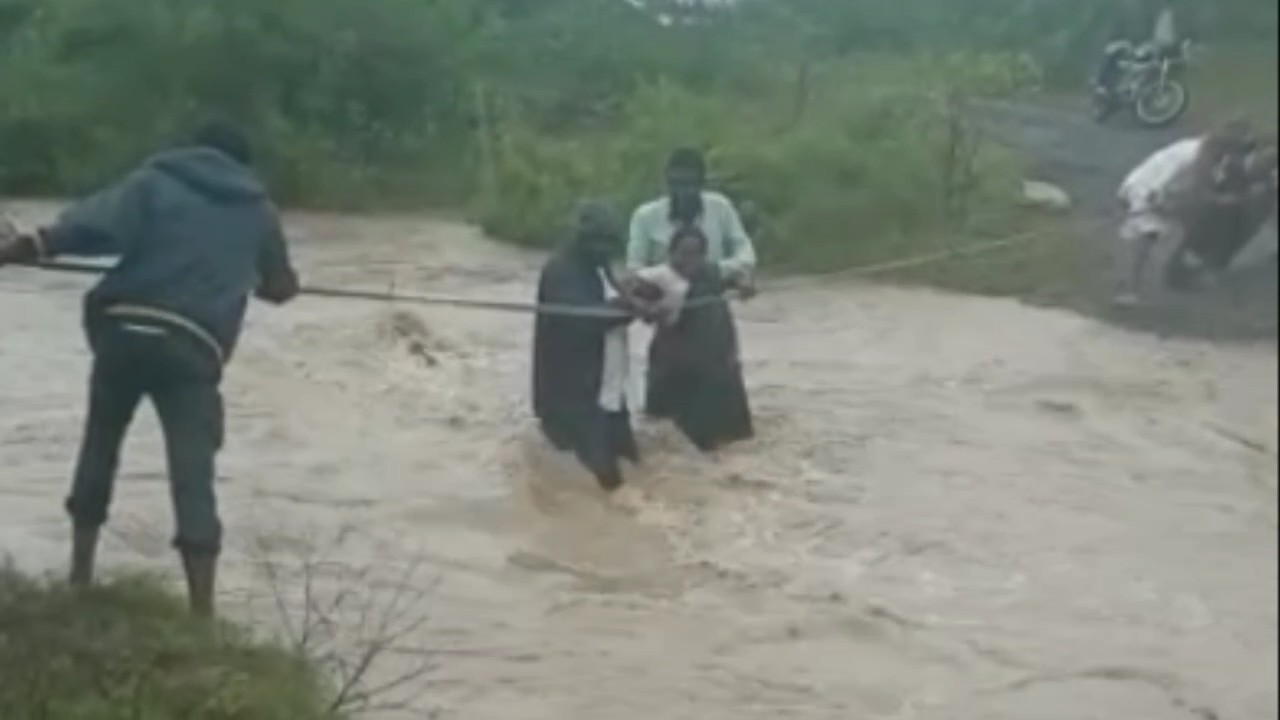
[0,119,299,616]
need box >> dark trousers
[67,316,224,553]
[1166,204,1259,289]
[646,322,754,453]
[540,406,638,490]
[646,361,754,452]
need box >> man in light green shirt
[626,148,757,290]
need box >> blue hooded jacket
[43,146,293,361]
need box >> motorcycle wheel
[1134,78,1188,128]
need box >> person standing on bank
[0,118,300,616]
[626,147,758,295]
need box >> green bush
[477,53,1029,272]
[0,569,340,720]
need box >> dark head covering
[666,147,708,222]
[670,223,708,254]
[193,117,254,166]
[1215,118,1256,153]
[570,198,620,265]
[573,199,619,243]
[667,147,707,180]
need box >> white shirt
[597,269,629,413]
[1119,137,1202,213]
[627,191,757,280]
[633,265,691,327]
[1117,136,1202,243]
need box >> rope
[20,222,1064,318]
[753,200,1112,291]
[22,259,722,319]
[760,227,1052,291]
[301,284,728,318]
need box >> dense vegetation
[1,0,1275,269]
[0,569,340,720]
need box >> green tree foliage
[1,0,478,201]
[0,0,1273,267]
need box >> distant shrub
[477,53,1030,272]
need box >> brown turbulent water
[1,201,1276,719]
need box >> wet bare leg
[180,550,218,618]
[69,526,99,589]
[1116,232,1158,305]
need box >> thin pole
[21,259,728,319]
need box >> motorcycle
[1093,39,1192,128]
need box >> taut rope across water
[23,226,1053,318]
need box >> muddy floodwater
[1,202,1276,719]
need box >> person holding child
[626,147,756,451]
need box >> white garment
[1118,136,1202,243]
[633,265,691,326]
[597,269,629,413]
[1119,137,1202,213]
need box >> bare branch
[249,530,438,716]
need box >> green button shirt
[626,191,757,280]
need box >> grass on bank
[1185,44,1279,129]
[0,569,342,720]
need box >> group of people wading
[533,148,757,491]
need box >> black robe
[1167,182,1274,288]
[532,250,638,489]
[645,268,753,451]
